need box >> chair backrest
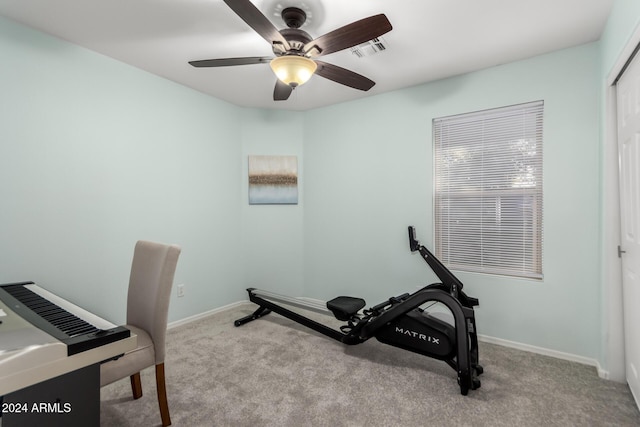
[126,240,181,364]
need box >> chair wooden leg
[130,372,143,399]
[155,363,171,426]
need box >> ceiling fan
[189,0,393,101]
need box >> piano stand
[2,363,99,427]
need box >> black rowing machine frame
[234,226,483,395]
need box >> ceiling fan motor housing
[277,28,312,54]
[273,7,312,55]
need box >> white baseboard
[168,300,249,329]
[171,299,610,380]
[478,334,608,379]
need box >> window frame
[433,101,544,280]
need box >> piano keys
[0,281,130,356]
[0,280,136,398]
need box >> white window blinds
[433,101,544,279]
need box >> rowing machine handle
[408,226,420,252]
[407,225,467,295]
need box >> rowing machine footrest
[327,296,366,321]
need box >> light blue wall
[303,44,602,358]
[0,16,246,324]
[240,108,305,296]
[2,2,639,366]
[601,0,640,77]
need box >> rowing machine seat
[327,296,366,321]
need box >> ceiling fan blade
[303,14,392,57]
[189,57,272,67]
[274,80,293,101]
[224,0,290,51]
[315,61,375,91]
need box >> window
[433,101,543,279]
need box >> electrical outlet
[177,284,185,298]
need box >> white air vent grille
[351,37,387,58]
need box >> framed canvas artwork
[248,155,298,204]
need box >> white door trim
[607,26,640,86]
[603,23,640,383]
[603,83,623,382]
[603,81,624,382]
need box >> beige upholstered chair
[101,240,181,427]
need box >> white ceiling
[0,0,615,111]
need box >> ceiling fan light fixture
[270,56,317,87]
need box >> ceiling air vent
[350,37,387,58]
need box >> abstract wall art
[248,155,298,204]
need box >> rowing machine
[235,226,483,395]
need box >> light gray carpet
[101,304,640,426]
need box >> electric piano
[0,281,137,426]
